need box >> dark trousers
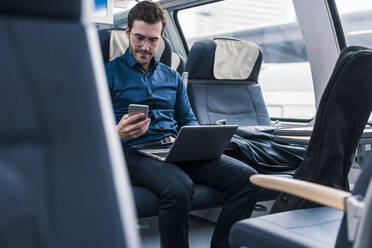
[124,147,259,248]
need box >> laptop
[138,125,238,162]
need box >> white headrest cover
[109,30,165,62]
[155,38,165,61]
[213,39,259,80]
[171,52,180,70]
[109,30,129,61]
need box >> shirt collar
[123,49,158,72]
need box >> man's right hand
[117,113,151,140]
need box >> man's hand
[117,113,151,140]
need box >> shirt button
[160,127,164,131]
[148,93,152,101]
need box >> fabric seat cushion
[229,207,343,248]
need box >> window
[177,0,315,120]
[335,0,372,48]
[335,0,372,122]
[94,0,113,24]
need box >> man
[104,2,259,248]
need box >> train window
[335,0,372,48]
[177,0,315,120]
[335,0,372,123]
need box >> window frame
[327,0,347,50]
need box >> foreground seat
[0,0,140,247]
[230,153,372,248]
[186,38,272,134]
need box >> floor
[139,215,215,248]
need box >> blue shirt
[105,49,198,147]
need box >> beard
[135,49,153,64]
[128,40,154,66]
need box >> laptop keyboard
[152,152,169,158]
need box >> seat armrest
[250,175,351,211]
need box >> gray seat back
[336,153,372,247]
[229,151,372,248]
[353,174,372,248]
[0,0,140,247]
[185,38,270,126]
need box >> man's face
[126,20,162,69]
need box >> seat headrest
[171,52,185,75]
[186,38,262,81]
[1,0,81,20]
[98,28,172,66]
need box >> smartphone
[128,104,149,119]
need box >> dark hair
[127,1,167,35]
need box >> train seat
[0,0,140,246]
[185,38,272,135]
[229,152,372,248]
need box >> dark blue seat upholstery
[186,38,271,134]
[0,0,140,247]
[231,207,343,248]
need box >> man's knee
[160,178,194,209]
[226,158,259,194]
[240,165,258,182]
[225,156,257,180]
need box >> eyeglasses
[130,33,160,47]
